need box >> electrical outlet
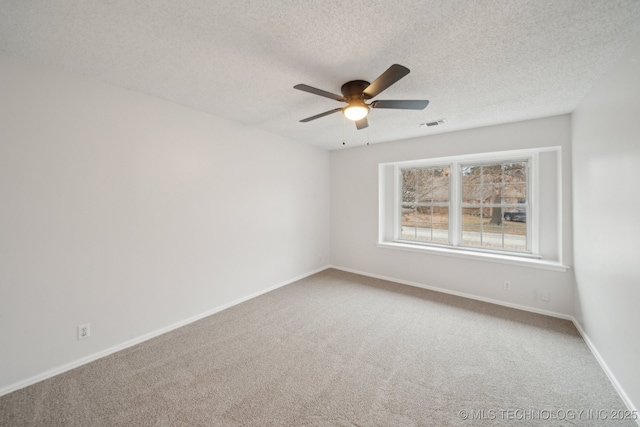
[540,291,550,302]
[78,323,91,340]
[503,281,511,291]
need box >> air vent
[421,118,447,127]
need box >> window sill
[377,241,569,272]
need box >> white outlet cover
[78,323,91,340]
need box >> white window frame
[396,163,453,246]
[455,157,536,255]
[392,153,538,257]
[378,148,567,271]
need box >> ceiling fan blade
[299,108,344,122]
[370,100,429,110]
[363,64,410,98]
[355,117,368,130]
[294,84,345,102]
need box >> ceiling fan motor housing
[341,80,372,103]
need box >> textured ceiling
[1,1,640,150]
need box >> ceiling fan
[294,64,429,130]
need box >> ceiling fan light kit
[343,104,369,121]
[294,64,429,131]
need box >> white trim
[455,157,534,252]
[557,148,564,265]
[571,321,639,423]
[396,163,453,243]
[377,241,570,272]
[378,164,386,243]
[451,162,460,245]
[530,152,539,254]
[330,264,637,421]
[330,265,572,319]
[380,146,560,168]
[382,148,562,259]
[393,164,401,241]
[0,265,331,398]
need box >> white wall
[331,115,574,315]
[0,52,330,393]
[572,35,640,411]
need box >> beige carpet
[0,269,633,426]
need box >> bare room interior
[1,1,640,425]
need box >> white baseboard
[329,265,573,320]
[329,264,638,422]
[571,320,639,422]
[0,265,331,398]
[4,263,636,424]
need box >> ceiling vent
[421,119,447,127]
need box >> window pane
[407,167,450,204]
[402,169,416,204]
[415,169,432,203]
[486,205,504,226]
[504,183,526,204]
[483,184,502,204]
[482,164,502,183]
[395,156,532,255]
[462,184,482,204]
[458,159,529,252]
[461,207,528,251]
[400,165,450,244]
[431,168,449,203]
[504,227,527,251]
[503,162,526,183]
[402,207,417,227]
[461,166,481,185]
[401,206,417,239]
[462,207,483,227]
[432,187,449,204]
[503,207,526,223]
[433,206,449,218]
[431,207,449,243]
[416,206,432,217]
[462,225,482,247]
[401,207,449,244]
[401,227,416,240]
[481,230,506,249]
[432,167,450,188]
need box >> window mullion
[529,153,538,254]
[451,161,460,246]
[394,165,402,241]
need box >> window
[401,166,450,244]
[379,148,568,268]
[398,160,530,253]
[459,160,529,252]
